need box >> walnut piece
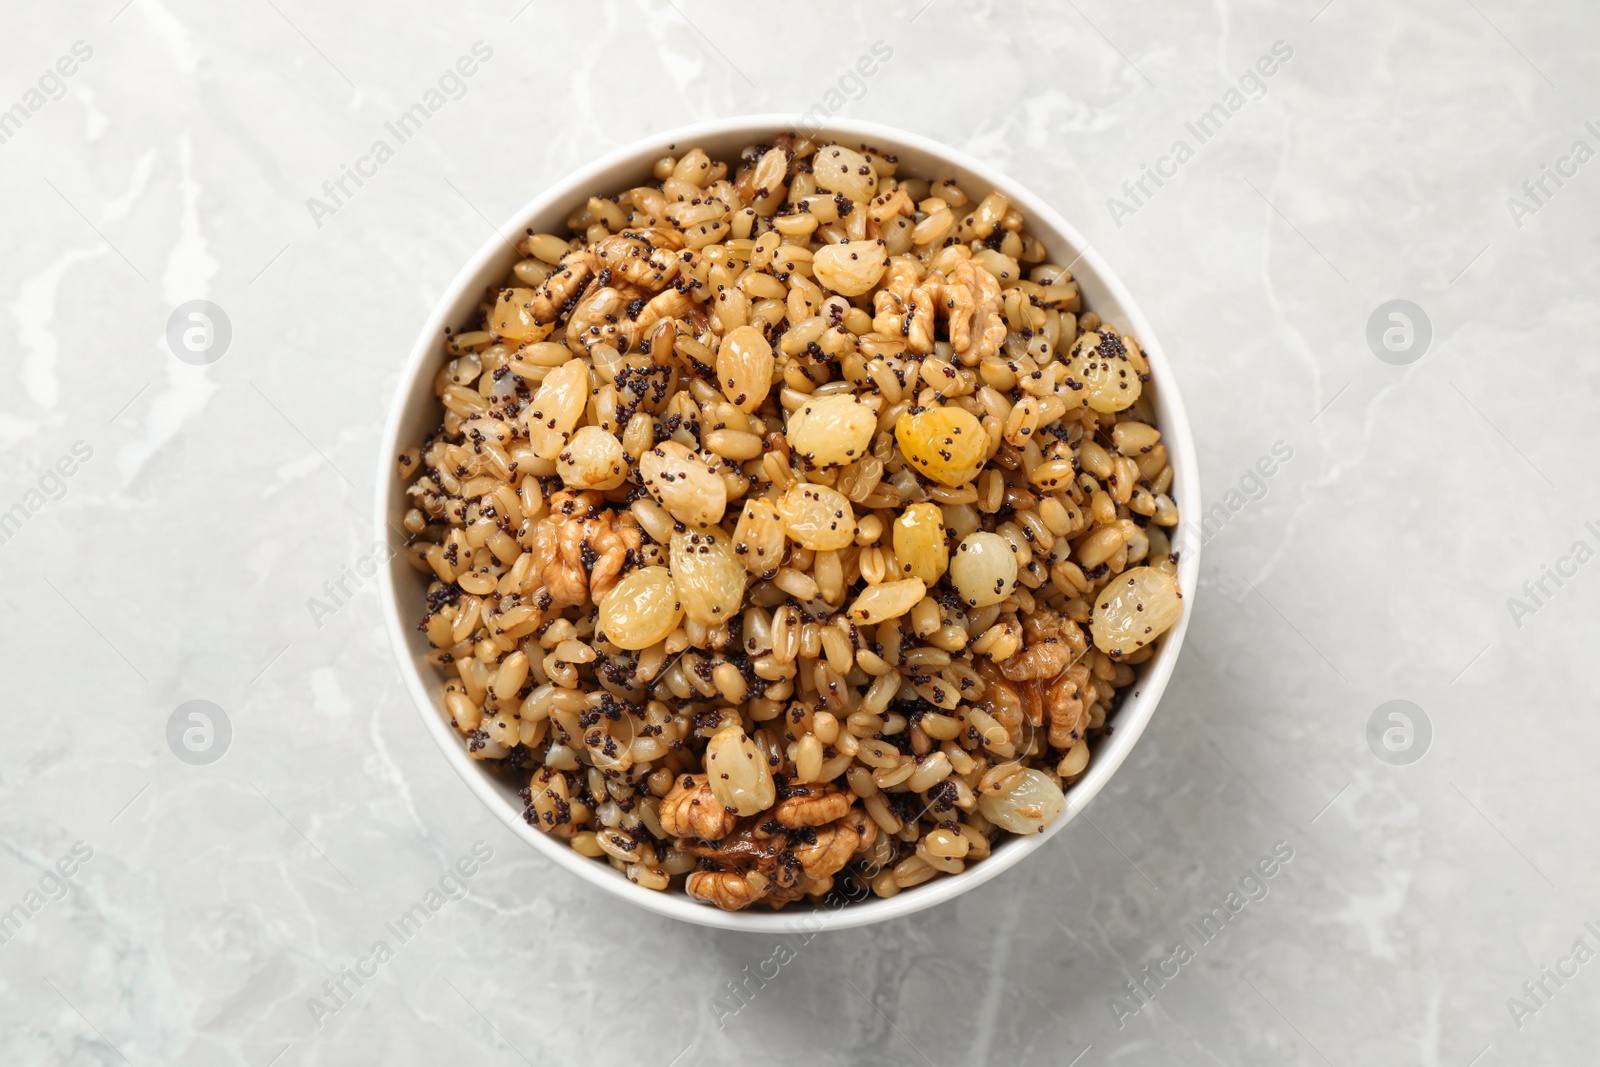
[762,873,835,909]
[945,259,1005,365]
[871,259,937,354]
[674,801,889,912]
[997,610,1093,749]
[634,286,693,334]
[683,822,788,867]
[527,490,643,607]
[529,249,596,324]
[988,681,1029,750]
[843,805,879,855]
[658,773,737,841]
[679,809,880,911]
[565,285,646,355]
[593,233,680,291]
[1043,664,1091,749]
[999,609,1088,682]
[624,225,686,252]
[682,820,805,909]
[686,870,765,911]
[793,821,859,880]
[774,787,852,829]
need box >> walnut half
[686,870,765,911]
[658,773,738,841]
[945,259,1005,365]
[793,820,859,881]
[527,490,643,607]
[999,608,1088,682]
[774,787,851,829]
[871,259,936,355]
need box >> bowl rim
[375,114,1201,933]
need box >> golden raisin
[895,405,986,487]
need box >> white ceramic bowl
[376,116,1201,932]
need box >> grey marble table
[2,1,1597,1064]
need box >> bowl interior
[377,116,1201,932]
